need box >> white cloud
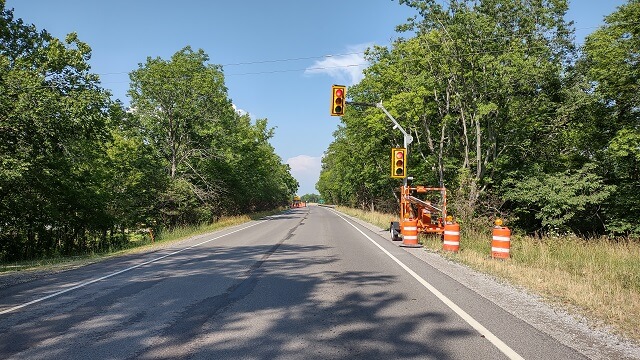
[304,44,372,85]
[286,155,322,195]
[232,103,249,117]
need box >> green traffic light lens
[334,106,342,113]
[395,168,403,175]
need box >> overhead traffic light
[330,85,346,116]
[391,148,406,178]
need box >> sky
[6,0,628,196]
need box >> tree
[128,47,297,225]
[574,0,640,235]
[128,47,236,225]
[320,0,576,225]
[1,1,114,259]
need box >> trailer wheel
[390,221,401,241]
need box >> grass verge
[337,206,640,343]
[0,209,280,273]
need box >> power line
[93,19,640,79]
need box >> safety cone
[400,218,421,248]
[491,219,511,259]
[443,223,460,252]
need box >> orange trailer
[390,185,448,241]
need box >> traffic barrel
[443,223,460,252]
[400,218,421,248]
[491,224,511,259]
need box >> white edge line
[0,220,268,316]
[332,210,525,360]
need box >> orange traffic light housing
[330,85,346,116]
[391,148,406,178]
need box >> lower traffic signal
[391,148,406,178]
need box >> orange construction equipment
[443,222,460,252]
[400,218,420,248]
[291,196,305,208]
[399,186,447,234]
[391,184,455,247]
[491,219,511,259]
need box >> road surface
[0,206,603,359]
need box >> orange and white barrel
[491,226,511,259]
[443,223,460,252]
[400,218,420,248]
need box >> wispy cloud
[304,44,372,85]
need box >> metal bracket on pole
[376,102,412,187]
[346,100,413,148]
[347,100,413,186]
[376,102,413,148]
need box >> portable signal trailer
[390,184,448,242]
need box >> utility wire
[91,20,640,79]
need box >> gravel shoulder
[344,212,640,360]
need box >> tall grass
[339,206,640,342]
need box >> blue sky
[7,0,627,195]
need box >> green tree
[503,164,614,234]
[578,0,640,235]
[1,1,113,259]
[128,47,236,225]
[320,0,575,225]
[128,47,297,225]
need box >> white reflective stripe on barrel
[492,236,510,242]
[491,247,510,253]
[443,241,459,246]
[403,227,417,231]
[444,231,460,236]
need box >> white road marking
[0,220,267,316]
[334,211,525,360]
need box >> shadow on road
[0,233,475,359]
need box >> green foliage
[1,3,114,260]
[503,164,614,234]
[301,194,321,203]
[577,0,640,235]
[0,5,296,262]
[318,0,639,238]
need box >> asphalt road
[0,206,589,359]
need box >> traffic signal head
[330,85,346,116]
[391,148,406,178]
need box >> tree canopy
[318,0,640,237]
[0,1,297,262]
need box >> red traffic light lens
[395,151,404,159]
[335,89,343,97]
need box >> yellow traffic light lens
[335,98,343,105]
[395,159,403,166]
